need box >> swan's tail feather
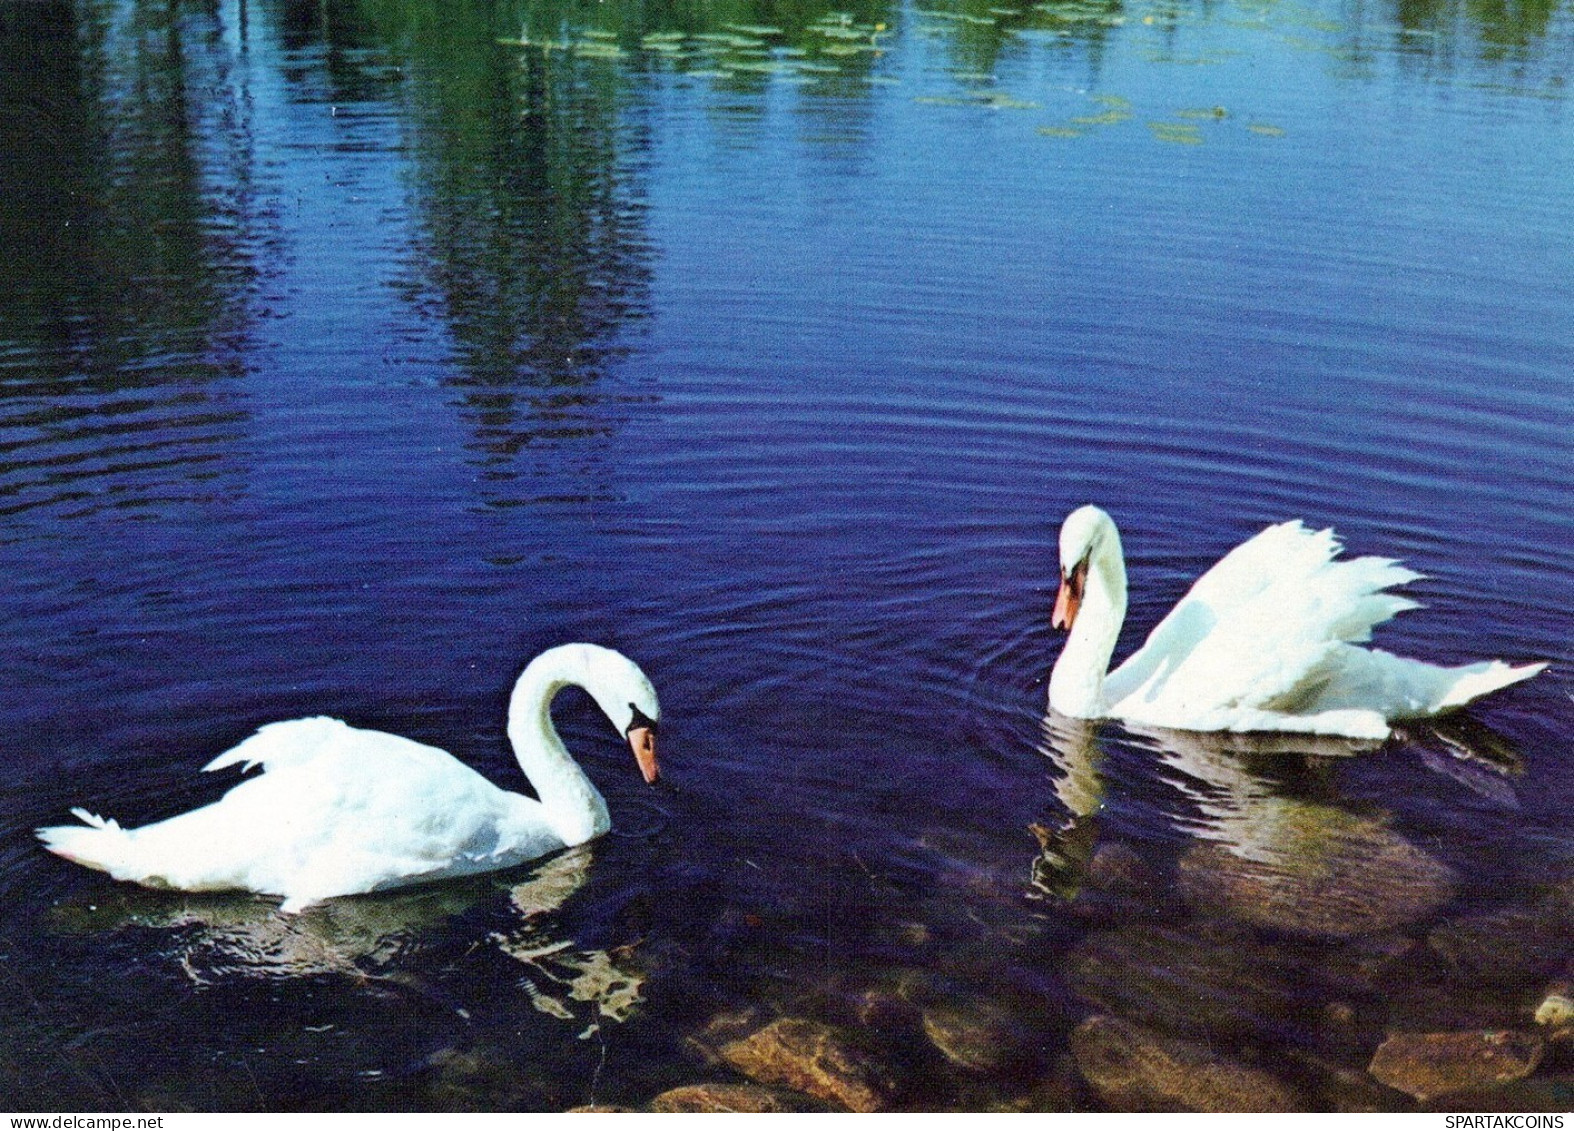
[1436,660,1548,712]
[37,809,133,874]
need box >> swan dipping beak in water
[38,643,661,913]
[1049,505,1545,738]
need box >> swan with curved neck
[1049,505,1544,738]
[38,643,660,913]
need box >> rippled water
[1,0,1571,1111]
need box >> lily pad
[1149,121,1204,143]
[1071,109,1131,126]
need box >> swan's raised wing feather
[1105,521,1422,714]
[202,717,361,774]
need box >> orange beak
[1053,558,1088,631]
[628,725,659,784]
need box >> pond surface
[1,0,1571,1111]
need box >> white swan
[37,643,660,913]
[1049,505,1544,738]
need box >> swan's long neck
[1049,534,1128,718]
[506,651,612,847]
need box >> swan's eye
[626,703,658,734]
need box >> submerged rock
[919,996,1040,1077]
[426,1045,552,1110]
[1367,1030,1545,1102]
[856,988,924,1041]
[1428,900,1571,983]
[649,1083,800,1112]
[1534,982,1574,1037]
[1085,841,1162,896]
[1066,921,1308,1044]
[1383,975,1527,1034]
[1176,804,1455,938]
[1312,933,1421,995]
[989,1056,1081,1112]
[685,1004,772,1066]
[719,1018,897,1112]
[1417,1073,1574,1112]
[1286,1050,1411,1112]
[894,971,1048,1077]
[1070,1014,1302,1111]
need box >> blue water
[0,0,1571,1110]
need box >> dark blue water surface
[1,0,1571,1111]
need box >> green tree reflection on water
[0,0,255,519]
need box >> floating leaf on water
[723,22,785,36]
[1037,125,1083,137]
[1148,120,1203,143]
[989,5,1025,14]
[683,69,733,79]
[496,36,569,50]
[821,42,876,55]
[1177,105,1229,119]
[981,93,1040,109]
[915,95,977,106]
[728,59,791,73]
[574,43,628,59]
[1070,108,1131,125]
[1281,34,1334,52]
[1091,92,1132,108]
[580,28,620,40]
[795,61,844,73]
[815,24,871,39]
[693,31,754,44]
[1248,122,1287,136]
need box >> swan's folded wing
[1105,521,1421,711]
[202,717,360,774]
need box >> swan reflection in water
[1033,711,1525,938]
[48,875,484,984]
[493,846,648,1038]
[47,844,646,1032]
